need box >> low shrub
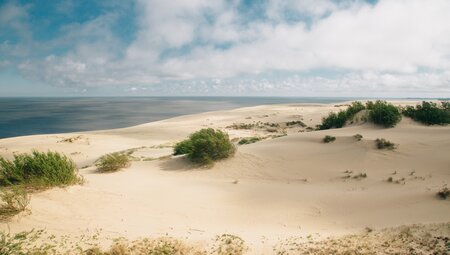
[95,152,130,173]
[323,135,336,143]
[0,150,79,188]
[238,137,261,145]
[375,138,396,150]
[353,134,363,141]
[402,101,450,125]
[173,128,235,165]
[318,110,347,130]
[369,100,402,127]
[437,187,449,200]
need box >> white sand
[0,101,449,253]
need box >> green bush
[318,110,347,130]
[173,128,235,165]
[402,101,450,125]
[0,150,79,188]
[369,100,401,127]
[323,135,336,143]
[375,138,396,150]
[95,152,130,173]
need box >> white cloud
[8,0,450,96]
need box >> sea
[0,97,357,139]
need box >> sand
[0,101,449,254]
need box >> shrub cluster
[173,128,235,165]
[402,101,450,125]
[0,150,79,188]
[375,138,396,150]
[323,135,336,143]
[95,152,131,173]
[318,101,365,130]
[369,100,402,127]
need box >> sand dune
[0,101,449,253]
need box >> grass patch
[402,101,450,125]
[95,152,131,173]
[0,150,79,188]
[369,100,402,127]
[238,137,261,145]
[375,138,396,150]
[323,135,336,143]
[173,128,235,166]
[353,134,363,141]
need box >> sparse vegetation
[211,234,248,255]
[342,172,367,180]
[0,150,79,188]
[226,123,256,129]
[95,152,130,173]
[323,135,336,143]
[369,100,402,127]
[0,230,207,255]
[437,186,449,200]
[286,120,306,127]
[402,101,450,125]
[387,176,405,184]
[0,187,30,219]
[238,137,261,145]
[375,138,396,150]
[353,134,363,141]
[173,128,235,165]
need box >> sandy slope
[0,101,449,253]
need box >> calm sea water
[0,97,354,139]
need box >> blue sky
[0,0,449,97]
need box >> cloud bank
[1,0,450,96]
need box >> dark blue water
[0,97,354,139]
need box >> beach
[0,101,449,254]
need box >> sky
[0,0,449,97]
